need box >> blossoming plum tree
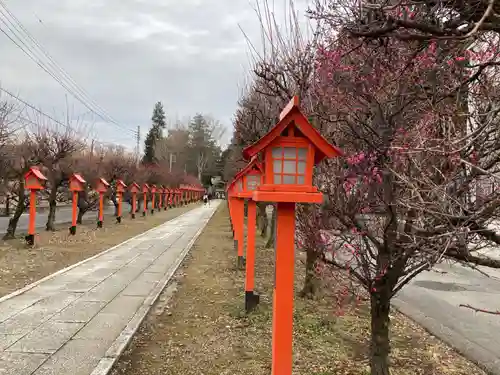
[310,25,500,375]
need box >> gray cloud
[0,0,310,150]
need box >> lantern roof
[98,177,110,187]
[25,166,47,181]
[116,179,126,187]
[243,96,343,162]
[71,173,86,184]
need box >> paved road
[0,201,219,375]
[394,254,500,375]
[0,204,131,234]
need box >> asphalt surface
[394,255,500,375]
[0,203,132,234]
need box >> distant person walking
[203,193,209,206]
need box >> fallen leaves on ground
[111,205,484,375]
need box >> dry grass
[0,204,199,297]
[111,205,485,375]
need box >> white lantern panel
[297,175,305,184]
[298,148,307,160]
[273,159,283,173]
[298,161,306,174]
[283,160,296,174]
[283,147,296,159]
[274,174,282,184]
[272,147,282,158]
[283,175,295,184]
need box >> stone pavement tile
[0,333,23,350]
[84,267,118,280]
[120,276,158,297]
[32,339,109,375]
[0,292,83,335]
[6,321,84,354]
[146,249,182,274]
[0,294,43,324]
[0,352,48,375]
[53,301,107,323]
[72,313,131,344]
[79,280,127,302]
[99,295,145,317]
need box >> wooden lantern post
[142,183,150,217]
[115,180,127,223]
[235,156,264,313]
[68,173,86,235]
[227,175,245,269]
[166,188,171,209]
[129,182,140,219]
[150,185,157,215]
[175,188,181,206]
[24,167,47,246]
[226,185,235,236]
[96,178,110,228]
[158,185,164,211]
[179,185,184,206]
[243,96,343,375]
[163,187,170,211]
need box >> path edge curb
[89,203,220,375]
[0,205,201,304]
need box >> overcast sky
[0,0,311,151]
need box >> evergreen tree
[142,101,166,164]
[187,114,220,181]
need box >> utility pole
[136,125,140,165]
[169,152,176,172]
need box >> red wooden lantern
[129,182,140,219]
[226,173,246,269]
[159,185,166,211]
[233,156,264,312]
[150,184,157,214]
[142,183,150,216]
[68,173,86,235]
[115,180,127,223]
[24,167,47,246]
[96,178,109,228]
[243,96,342,375]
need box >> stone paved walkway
[0,201,220,375]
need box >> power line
[0,86,133,148]
[0,1,136,135]
[0,1,121,126]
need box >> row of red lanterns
[226,96,343,375]
[23,166,204,245]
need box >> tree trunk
[45,188,58,231]
[77,209,85,225]
[369,290,391,375]
[3,182,25,240]
[300,247,320,298]
[111,193,118,216]
[4,195,10,217]
[257,203,268,237]
[265,206,276,248]
[77,192,89,224]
